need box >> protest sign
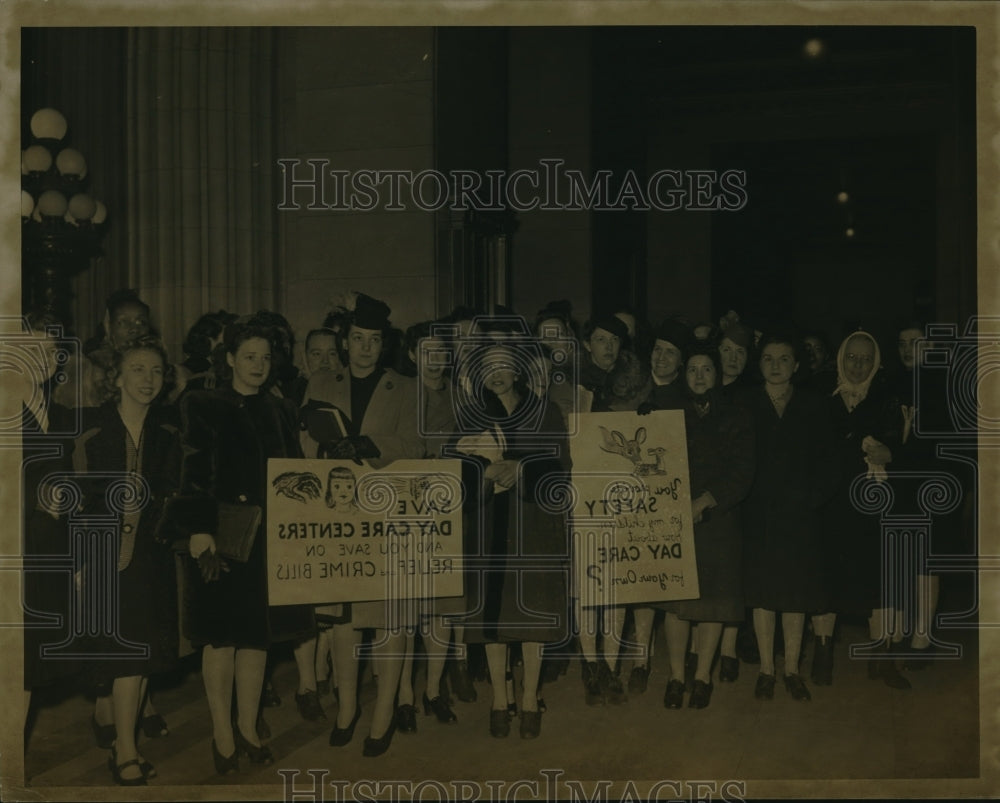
[265,458,464,607]
[570,410,698,606]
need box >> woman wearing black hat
[300,293,425,757]
[659,342,755,710]
[628,318,690,693]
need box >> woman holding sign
[175,321,315,775]
[299,294,424,757]
[452,338,570,739]
[660,342,755,710]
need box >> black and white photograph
[2,1,997,800]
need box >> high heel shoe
[140,713,170,738]
[212,739,239,775]
[91,714,116,750]
[422,692,457,724]
[362,717,396,757]
[328,704,362,746]
[108,744,147,786]
[235,726,274,765]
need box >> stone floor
[19,586,987,800]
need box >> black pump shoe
[423,693,457,723]
[395,704,418,733]
[362,718,396,757]
[211,739,239,776]
[235,727,274,765]
[329,705,362,747]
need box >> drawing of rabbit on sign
[598,426,668,477]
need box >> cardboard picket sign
[569,410,699,606]
[265,458,464,607]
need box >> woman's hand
[862,436,892,466]
[691,492,714,524]
[189,532,229,582]
[484,460,519,490]
[189,532,216,558]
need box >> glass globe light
[22,145,53,174]
[92,201,108,225]
[21,190,36,218]
[37,190,68,218]
[30,108,68,141]
[68,193,97,221]
[55,148,87,179]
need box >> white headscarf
[832,330,881,412]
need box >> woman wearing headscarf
[815,329,908,689]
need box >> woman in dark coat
[73,336,182,784]
[818,329,908,689]
[660,342,755,711]
[20,313,77,719]
[452,340,570,739]
[740,333,839,702]
[175,321,315,774]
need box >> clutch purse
[214,502,262,562]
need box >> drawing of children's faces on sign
[325,466,359,511]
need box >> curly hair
[99,335,172,404]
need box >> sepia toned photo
[2,2,997,800]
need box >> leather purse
[213,502,262,562]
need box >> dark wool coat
[452,394,571,644]
[23,402,78,688]
[818,373,902,616]
[174,387,316,649]
[72,401,182,681]
[885,366,968,556]
[660,391,756,622]
[739,386,840,612]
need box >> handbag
[158,497,261,563]
[213,502,262,562]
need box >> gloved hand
[323,436,381,465]
[636,401,656,416]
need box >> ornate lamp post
[21,107,109,329]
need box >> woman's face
[719,337,748,381]
[416,336,448,383]
[537,317,567,346]
[306,333,338,375]
[482,346,518,397]
[117,348,164,407]
[685,355,717,396]
[585,327,620,372]
[803,336,827,372]
[897,328,922,370]
[650,339,682,382]
[346,325,383,374]
[760,343,798,386]
[328,476,355,508]
[843,334,876,384]
[227,337,272,393]
[109,302,150,349]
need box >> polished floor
[22,589,983,800]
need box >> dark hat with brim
[353,292,392,330]
[591,315,629,341]
[654,318,691,355]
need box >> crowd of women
[17,288,963,784]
